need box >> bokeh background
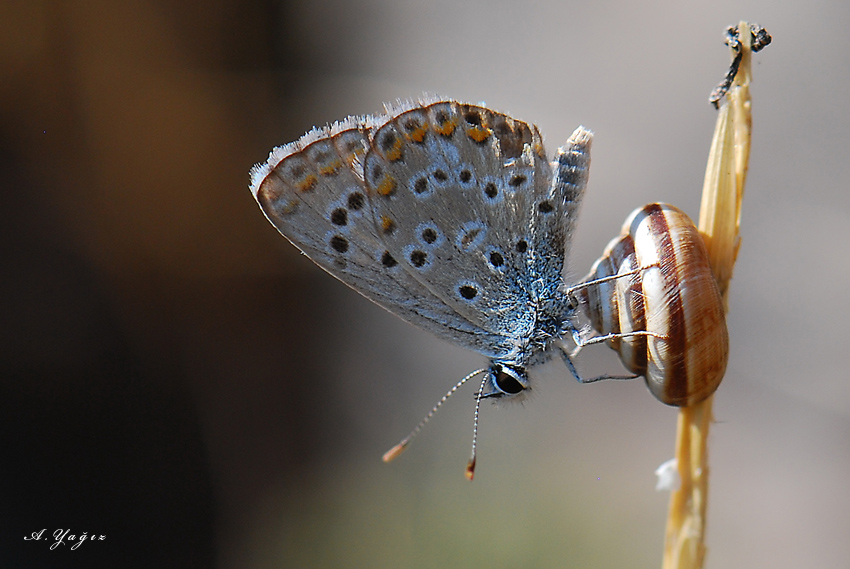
[3,1,848,568]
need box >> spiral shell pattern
[578,203,729,406]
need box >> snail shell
[577,203,729,406]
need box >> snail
[573,203,729,406]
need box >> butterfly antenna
[465,372,490,481]
[382,368,489,463]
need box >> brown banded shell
[577,203,729,406]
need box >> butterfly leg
[578,330,668,347]
[557,345,639,385]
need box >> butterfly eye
[491,364,528,396]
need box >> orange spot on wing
[533,140,546,158]
[385,142,403,162]
[319,159,343,176]
[296,174,318,193]
[407,124,428,142]
[467,125,490,143]
[380,215,396,234]
[435,118,457,136]
[376,175,397,196]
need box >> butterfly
[249,99,615,476]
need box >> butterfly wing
[363,101,590,361]
[532,126,593,318]
[251,101,592,363]
[250,116,507,356]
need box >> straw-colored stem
[662,21,760,569]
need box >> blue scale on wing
[251,123,507,357]
[365,101,550,361]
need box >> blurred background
[2,1,848,568]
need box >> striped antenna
[383,368,489,466]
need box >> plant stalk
[661,21,768,569]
